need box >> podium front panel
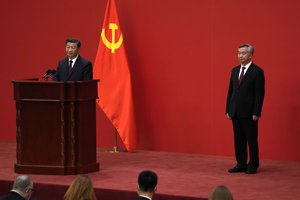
[13,80,99,175]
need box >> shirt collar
[139,195,152,200]
[69,54,79,63]
[241,61,252,70]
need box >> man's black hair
[138,170,158,192]
[65,38,81,48]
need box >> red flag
[93,0,137,151]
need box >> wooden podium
[12,79,100,175]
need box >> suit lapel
[233,67,240,86]
[239,63,255,86]
[62,58,70,81]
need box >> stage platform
[0,140,299,200]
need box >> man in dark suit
[0,175,34,200]
[136,170,158,200]
[226,44,265,174]
[53,38,93,81]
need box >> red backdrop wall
[1,0,299,161]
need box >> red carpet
[0,141,300,200]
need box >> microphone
[43,69,52,78]
[48,69,56,77]
[43,69,56,80]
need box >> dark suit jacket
[226,63,265,118]
[0,191,25,200]
[53,55,93,81]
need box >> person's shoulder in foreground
[0,175,34,200]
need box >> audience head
[12,175,34,200]
[64,174,96,200]
[137,170,158,198]
[209,185,234,200]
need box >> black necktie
[238,67,246,84]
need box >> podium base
[14,163,100,175]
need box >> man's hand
[226,113,231,120]
[252,115,259,121]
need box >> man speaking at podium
[53,38,93,81]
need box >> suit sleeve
[253,69,265,117]
[82,61,93,80]
[52,61,61,81]
[226,69,234,115]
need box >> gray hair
[239,43,254,55]
[12,175,33,192]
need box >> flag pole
[113,128,119,153]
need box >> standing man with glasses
[226,44,265,174]
[0,175,34,200]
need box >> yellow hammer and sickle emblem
[101,23,123,53]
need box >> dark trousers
[232,118,259,168]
